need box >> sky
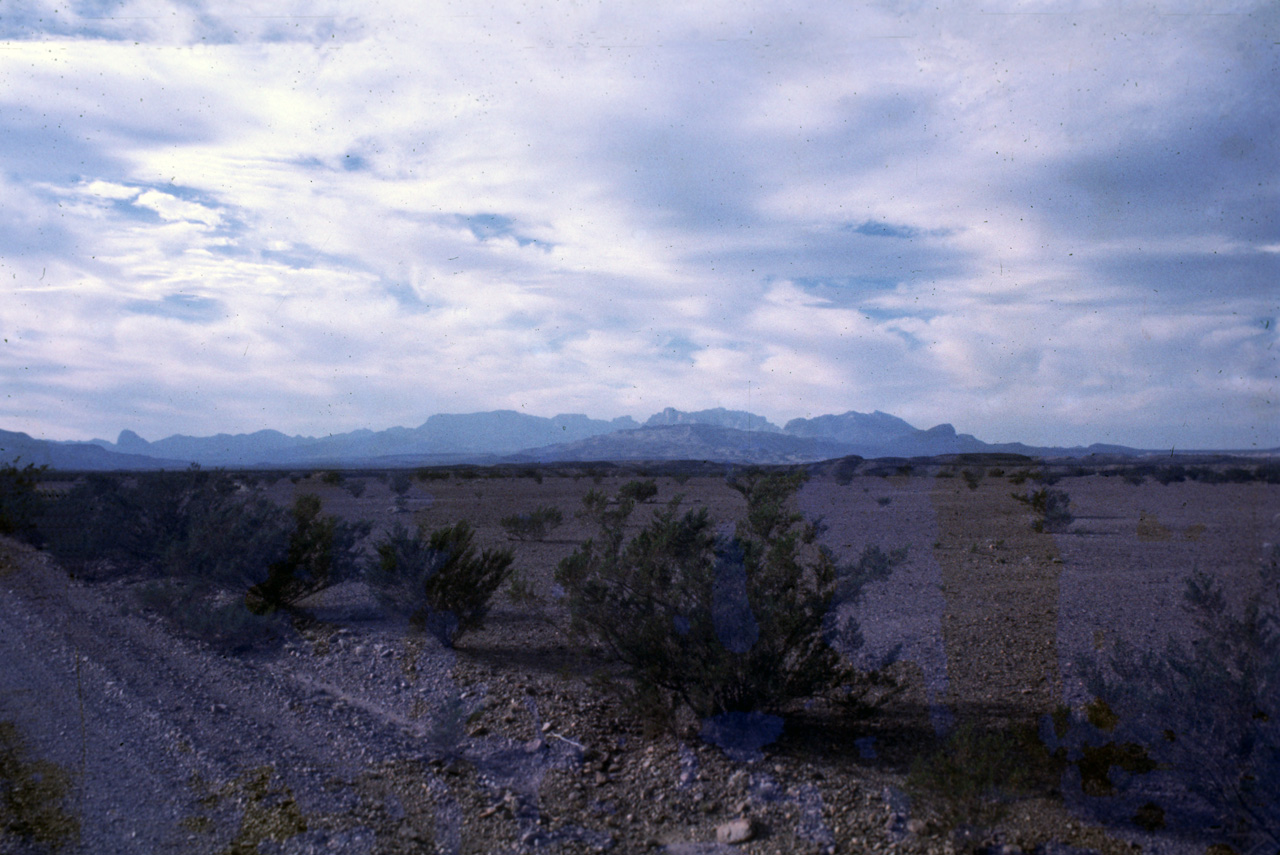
[0,1,1276,450]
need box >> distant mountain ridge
[645,407,782,433]
[0,406,1220,470]
[0,429,185,470]
[85,411,640,467]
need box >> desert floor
[1,462,1275,854]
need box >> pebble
[716,817,756,845]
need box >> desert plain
[1,457,1276,855]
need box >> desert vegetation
[499,505,565,541]
[1051,544,1280,853]
[367,520,515,646]
[0,461,45,541]
[554,471,904,727]
[1,456,1276,854]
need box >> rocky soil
[2,466,1275,854]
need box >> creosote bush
[555,470,903,722]
[499,505,564,541]
[37,471,367,647]
[1012,486,1073,532]
[245,493,369,615]
[39,467,243,579]
[1054,549,1280,853]
[367,521,514,647]
[0,461,46,542]
[618,478,659,503]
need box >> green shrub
[618,478,658,503]
[555,471,903,721]
[245,493,369,615]
[39,467,236,579]
[343,478,366,498]
[832,458,860,486]
[0,461,46,542]
[367,521,514,647]
[504,567,543,608]
[1058,551,1280,852]
[41,474,368,643]
[163,491,292,592]
[499,505,564,541]
[320,470,343,485]
[1011,487,1073,532]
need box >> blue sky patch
[849,221,920,240]
[124,294,224,324]
[456,213,543,248]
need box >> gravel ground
[2,467,1275,855]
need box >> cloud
[0,0,1274,449]
[132,190,223,227]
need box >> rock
[716,818,756,845]
[907,817,928,835]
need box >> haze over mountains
[0,407,1187,471]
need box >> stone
[716,818,756,845]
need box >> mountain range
[0,407,1180,471]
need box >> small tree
[367,521,514,647]
[555,471,903,720]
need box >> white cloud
[0,1,1274,448]
[132,190,223,227]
